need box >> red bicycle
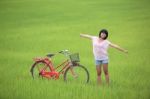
[30,50,89,83]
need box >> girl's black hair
[99,29,108,40]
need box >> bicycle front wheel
[64,65,89,83]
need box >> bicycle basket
[69,53,80,62]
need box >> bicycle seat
[46,53,55,58]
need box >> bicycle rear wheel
[64,65,89,83]
[30,62,49,79]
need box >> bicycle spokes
[64,65,89,83]
[33,62,50,79]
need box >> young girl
[80,29,128,85]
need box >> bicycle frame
[33,57,72,79]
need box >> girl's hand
[80,34,93,40]
[124,50,128,54]
[110,43,128,54]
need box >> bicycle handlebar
[47,50,71,58]
[59,50,71,56]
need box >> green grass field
[0,0,150,99]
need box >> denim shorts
[95,59,109,65]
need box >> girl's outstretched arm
[80,34,93,40]
[110,43,128,53]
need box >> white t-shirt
[92,36,111,60]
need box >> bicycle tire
[30,61,49,79]
[64,65,89,83]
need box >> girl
[80,29,128,85]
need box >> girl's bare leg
[96,65,102,85]
[103,63,109,84]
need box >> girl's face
[100,32,106,39]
